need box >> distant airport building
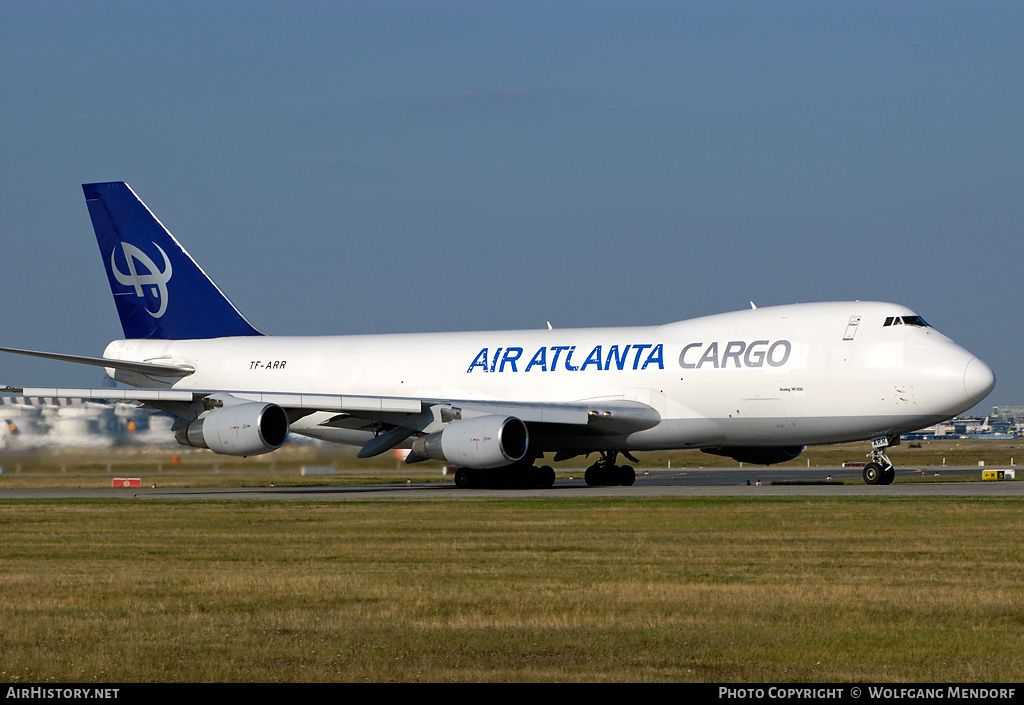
[991,406,1024,424]
[906,409,1022,440]
[0,397,174,450]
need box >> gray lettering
[722,341,746,368]
[678,342,702,369]
[767,340,791,367]
[743,340,769,367]
[697,342,719,369]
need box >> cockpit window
[884,315,929,328]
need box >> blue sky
[1,1,1020,414]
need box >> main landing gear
[863,435,898,485]
[449,451,640,489]
[453,462,556,490]
[584,451,637,487]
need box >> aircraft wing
[0,385,660,456]
[226,392,659,429]
[3,385,658,428]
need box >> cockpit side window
[883,315,929,328]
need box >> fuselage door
[741,397,790,442]
[843,316,861,341]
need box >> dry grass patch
[1,497,1022,682]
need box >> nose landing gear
[863,435,898,485]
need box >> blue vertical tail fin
[83,182,262,340]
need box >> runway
[1,466,1020,500]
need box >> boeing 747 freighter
[0,183,995,487]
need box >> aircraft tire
[538,465,556,489]
[881,466,896,485]
[863,462,882,485]
[618,465,636,486]
[584,464,635,487]
[454,468,472,489]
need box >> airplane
[0,182,996,487]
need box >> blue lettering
[468,342,673,373]
[563,346,579,371]
[606,344,631,371]
[642,343,664,370]
[468,348,489,373]
[631,344,652,370]
[525,347,547,372]
[580,345,603,371]
[549,345,570,371]
[500,347,523,372]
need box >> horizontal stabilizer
[0,346,194,377]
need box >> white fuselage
[103,301,994,453]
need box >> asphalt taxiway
[1,466,1020,500]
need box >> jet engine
[175,401,290,456]
[702,445,805,465]
[411,415,529,468]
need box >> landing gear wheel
[538,465,556,489]
[584,452,637,486]
[881,466,895,485]
[454,467,472,489]
[863,462,883,485]
[618,465,636,486]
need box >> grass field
[1,441,1021,682]
[1,496,1022,683]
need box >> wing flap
[2,387,423,414]
[451,398,660,433]
[2,386,659,436]
[17,387,197,402]
[232,392,423,414]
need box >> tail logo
[110,242,173,319]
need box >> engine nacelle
[176,401,290,456]
[411,415,529,469]
[702,445,805,465]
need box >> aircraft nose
[905,338,995,416]
[963,357,996,405]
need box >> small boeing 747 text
[0,183,995,487]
